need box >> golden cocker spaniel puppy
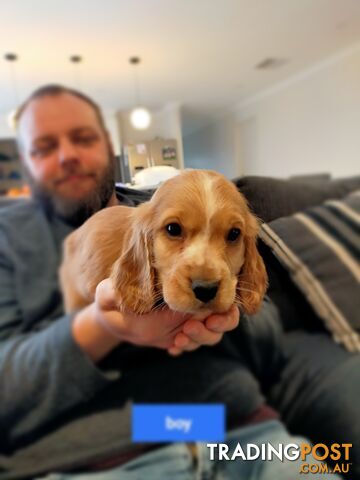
[60,170,267,318]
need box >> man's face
[18,93,115,225]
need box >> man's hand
[168,305,240,356]
[72,278,240,362]
[94,278,192,350]
[73,278,191,362]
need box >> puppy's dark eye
[227,228,241,243]
[166,223,182,237]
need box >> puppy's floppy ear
[110,203,156,313]
[237,214,268,315]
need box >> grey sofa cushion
[260,191,360,352]
[234,175,360,222]
[234,175,360,335]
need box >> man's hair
[15,84,107,133]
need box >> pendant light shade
[69,54,83,89]
[129,56,151,130]
[130,106,151,130]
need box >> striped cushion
[259,191,360,352]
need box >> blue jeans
[36,420,342,480]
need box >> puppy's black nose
[192,281,219,303]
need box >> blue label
[132,404,225,442]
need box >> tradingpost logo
[206,442,353,475]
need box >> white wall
[0,116,15,140]
[183,112,239,179]
[235,45,360,178]
[103,111,122,156]
[183,44,360,180]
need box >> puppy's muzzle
[191,280,219,303]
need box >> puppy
[60,170,267,317]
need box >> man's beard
[25,155,116,227]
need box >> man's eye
[165,223,182,237]
[31,145,55,158]
[227,228,241,243]
[74,135,98,145]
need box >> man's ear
[110,203,156,314]
[236,214,268,315]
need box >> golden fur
[60,170,267,316]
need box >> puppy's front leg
[59,233,91,312]
[59,205,133,314]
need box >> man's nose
[58,139,79,165]
[191,280,219,303]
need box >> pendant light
[69,54,83,89]
[129,56,152,130]
[4,53,19,129]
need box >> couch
[234,174,360,479]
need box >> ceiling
[1,0,360,135]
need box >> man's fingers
[169,310,237,355]
[205,305,240,333]
[182,321,223,346]
[167,346,183,356]
[168,333,202,356]
[173,332,190,348]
